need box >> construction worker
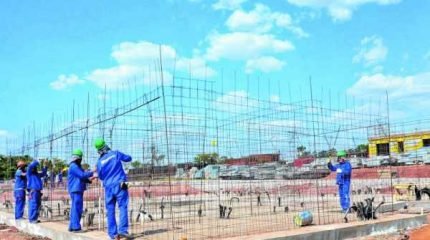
[14,160,27,220]
[67,149,94,232]
[94,138,132,240]
[327,150,352,213]
[57,170,64,187]
[27,158,48,223]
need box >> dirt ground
[0,224,51,240]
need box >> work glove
[336,168,342,173]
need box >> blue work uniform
[26,160,47,223]
[96,150,132,239]
[57,172,63,187]
[14,169,27,219]
[50,171,56,188]
[328,161,352,212]
[67,161,94,231]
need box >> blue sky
[1,0,430,154]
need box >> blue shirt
[58,172,63,182]
[96,150,132,188]
[67,162,93,193]
[14,169,27,190]
[27,160,48,191]
[328,161,352,185]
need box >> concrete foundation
[225,214,428,240]
[0,212,103,240]
[1,210,428,240]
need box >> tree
[297,145,311,157]
[194,153,219,166]
[218,156,228,164]
[355,144,369,157]
[0,155,31,180]
[131,160,142,169]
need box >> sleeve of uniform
[117,151,132,162]
[38,166,48,178]
[27,160,39,173]
[343,162,352,175]
[96,160,104,180]
[15,169,22,178]
[70,164,94,180]
[327,162,337,172]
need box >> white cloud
[84,41,214,89]
[245,56,285,73]
[176,56,216,78]
[270,95,280,103]
[212,0,247,10]
[347,72,430,99]
[205,32,294,61]
[50,74,85,90]
[226,4,308,37]
[86,65,141,89]
[353,36,388,66]
[347,72,430,103]
[111,41,176,66]
[347,71,430,120]
[287,0,401,22]
[213,90,258,112]
[0,129,9,138]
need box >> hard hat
[72,148,83,158]
[94,138,105,150]
[337,150,347,157]
[62,167,68,172]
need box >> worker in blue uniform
[67,149,94,232]
[27,158,48,223]
[14,160,27,220]
[328,150,352,213]
[94,138,132,240]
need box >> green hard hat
[72,148,83,158]
[94,138,106,150]
[337,150,347,157]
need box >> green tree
[297,146,311,157]
[355,144,369,157]
[194,153,219,165]
[131,160,142,169]
[0,155,31,180]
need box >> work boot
[119,233,132,239]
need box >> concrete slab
[224,214,428,240]
[0,212,105,240]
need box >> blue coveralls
[26,160,47,223]
[67,161,93,231]
[328,160,352,212]
[57,172,63,187]
[96,150,132,239]
[14,169,27,219]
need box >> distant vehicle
[380,156,397,166]
[363,157,383,168]
[349,158,363,169]
[283,165,330,180]
[293,157,315,167]
[395,153,417,166]
[193,169,205,179]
